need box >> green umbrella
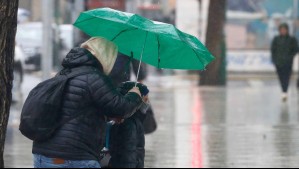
[74,8,214,73]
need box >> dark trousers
[276,64,293,93]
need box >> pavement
[4,73,299,168]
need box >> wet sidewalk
[5,74,299,168]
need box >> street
[4,73,299,168]
[1,0,299,168]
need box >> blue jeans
[33,154,101,168]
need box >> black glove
[118,82,150,114]
[118,81,149,97]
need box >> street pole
[72,0,85,45]
[42,0,53,80]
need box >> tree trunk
[0,0,19,167]
[200,0,227,86]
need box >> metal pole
[42,0,54,80]
[72,0,85,45]
[135,31,149,87]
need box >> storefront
[86,0,126,11]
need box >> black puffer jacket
[109,82,148,168]
[271,35,298,67]
[109,113,146,168]
[33,48,143,161]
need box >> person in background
[271,23,299,101]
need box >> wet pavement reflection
[5,74,299,168]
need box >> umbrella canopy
[74,8,214,70]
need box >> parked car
[16,22,42,70]
[12,45,26,103]
[16,22,74,71]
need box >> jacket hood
[279,23,289,31]
[62,47,103,71]
[81,37,118,75]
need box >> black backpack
[19,68,95,142]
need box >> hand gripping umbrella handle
[135,31,149,87]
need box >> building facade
[86,0,126,10]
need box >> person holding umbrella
[73,8,214,168]
[271,23,299,101]
[32,37,143,168]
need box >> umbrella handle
[135,31,149,87]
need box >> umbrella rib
[73,16,98,26]
[135,31,149,86]
[156,35,161,69]
[193,49,206,69]
[111,28,138,41]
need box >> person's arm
[88,73,142,119]
[132,59,147,82]
[271,37,277,62]
[291,37,299,57]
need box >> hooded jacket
[81,37,118,75]
[109,82,149,168]
[32,47,142,161]
[109,113,146,168]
